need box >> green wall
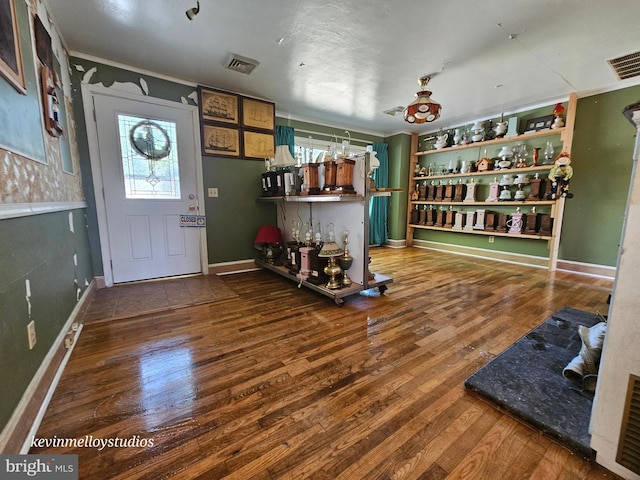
[0,210,93,437]
[385,133,411,240]
[562,87,640,265]
[0,3,94,441]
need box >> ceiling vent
[225,54,259,75]
[383,106,405,116]
[608,51,640,80]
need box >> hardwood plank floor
[31,247,622,479]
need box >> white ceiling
[44,0,640,136]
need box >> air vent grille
[225,54,259,75]
[616,374,640,475]
[608,51,640,80]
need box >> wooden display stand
[405,93,576,271]
[257,152,393,304]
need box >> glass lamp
[337,230,353,287]
[272,145,296,168]
[254,225,283,264]
[404,75,442,124]
[317,241,343,289]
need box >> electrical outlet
[208,187,219,198]
[488,236,495,243]
[27,321,36,350]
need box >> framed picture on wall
[199,87,240,125]
[201,124,241,157]
[243,130,275,159]
[524,114,554,132]
[0,0,27,94]
[242,97,275,131]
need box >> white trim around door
[81,84,207,287]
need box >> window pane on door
[118,114,181,199]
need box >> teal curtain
[369,142,389,245]
[275,125,295,157]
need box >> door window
[118,114,181,199]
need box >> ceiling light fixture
[185,1,200,20]
[403,75,442,124]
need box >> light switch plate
[208,188,219,198]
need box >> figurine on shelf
[485,120,496,141]
[551,102,565,129]
[546,151,574,199]
[495,114,508,138]
[532,147,541,166]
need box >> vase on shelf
[453,128,462,145]
[544,142,555,165]
[533,147,541,166]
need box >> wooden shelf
[410,200,555,207]
[406,93,577,271]
[414,128,565,157]
[257,153,394,304]
[412,165,553,181]
[255,259,393,305]
[257,194,364,203]
[408,224,552,241]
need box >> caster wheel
[378,285,388,294]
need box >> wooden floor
[32,247,622,479]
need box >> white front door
[92,93,203,283]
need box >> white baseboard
[556,259,616,280]
[383,239,407,248]
[412,239,550,268]
[411,239,616,277]
[0,281,95,453]
[209,259,260,275]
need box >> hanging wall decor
[0,0,26,94]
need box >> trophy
[507,208,523,234]
[418,205,428,225]
[435,206,445,227]
[528,173,543,200]
[452,211,465,230]
[496,213,509,233]
[425,205,436,226]
[539,214,553,235]
[444,206,456,228]
[444,180,455,201]
[524,207,539,234]
[463,179,477,203]
[426,181,436,201]
[418,181,427,200]
[464,211,475,231]
[435,181,445,201]
[410,205,419,224]
[486,178,500,202]
[453,179,465,202]
[485,212,497,231]
[473,209,486,230]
